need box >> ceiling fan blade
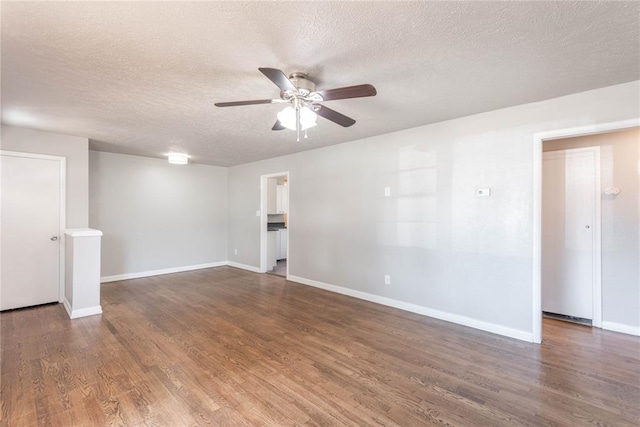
[215,99,281,107]
[272,120,285,131]
[315,84,377,102]
[316,105,356,127]
[259,68,297,92]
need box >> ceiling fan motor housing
[288,72,316,95]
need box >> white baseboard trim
[227,261,263,274]
[63,298,72,317]
[101,261,228,283]
[287,275,533,343]
[602,321,640,336]
[63,298,102,319]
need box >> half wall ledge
[64,228,103,319]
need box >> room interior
[1,2,639,425]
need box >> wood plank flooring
[1,266,639,426]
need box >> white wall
[1,125,89,227]
[227,81,640,341]
[89,151,228,278]
[544,128,640,328]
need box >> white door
[1,153,63,310]
[542,147,599,321]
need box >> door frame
[532,118,639,343]
[0,150,67,304]
[259,171,289,276]
[542,146,601,326]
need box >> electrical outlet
[234,249,238,255]
[384,275,391,285]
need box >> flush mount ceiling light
[167,153,189,165]
[215,68,377,142]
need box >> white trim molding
[65,228,103,237]
[100,261,227,283]
[63,298,102,319]
[259,171,290,274]
[601,321,640,337]
[227,261,263,274]
[288,275,533,342]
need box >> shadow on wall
[99,234,126,279]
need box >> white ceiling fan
[215,68,377,141]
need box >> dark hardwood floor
[1,266,639,426]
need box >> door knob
[50,236,58,241]
[585,225,590,229]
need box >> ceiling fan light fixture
[215,68,377,133]
[167,152,189,165]
[277,106,317,131]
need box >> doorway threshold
[267,259,286,277]
[543,311,592,326]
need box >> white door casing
[533,120,638,343]
[542,147,600,321]
[260,172,289,275]
[1,151,66,310]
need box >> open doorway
[260,172,289,277]
[533,119,640,343]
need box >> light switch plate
[384,187,391,197]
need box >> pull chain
[296,104,301,142]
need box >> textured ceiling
[2,1,639,166]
